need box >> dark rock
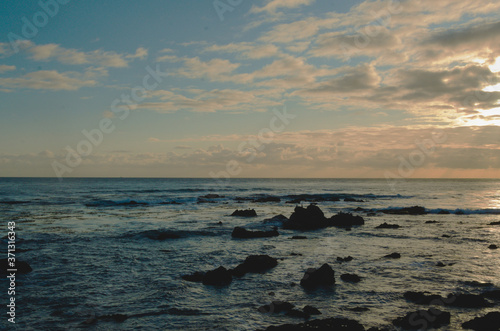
[260,317,365,331]
[393,308,450,329]
[349,307,370,312]
[425,220,438,224]
[437,210,450,214]
[264,214,288,223]
[455,210,465,215]
[380,206,427,215]
[283,204,329,230]
[142,230,181,240]
[258,301,295,314]
[354,207,365,211]
[181,271,205,282]
[436,262,446,267]
[290,252,303,256]
[481,290,500,300]
[344,197,364,202]
[286,309,309,318]
[489,221,500,225]
[462,312,500,330]
[341,273,361,283]
[383,253,401,259]
[337,256,354,262]
[0,259,32,274]
[202,266,232,286]
[330,212,365,227]
[231,227,279,239]
[231,209,257,217]
[447,293,492,308]
[199,194,224,199]
[302,305,321,315]
[442,234,451,238]
[375,222,400,229]
[231,255,278,277]
[488,244,498,249]
[404,291,444,305]
[291,236,307,240]
[254,196,281,203]
[300,263,335,288]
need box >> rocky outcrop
[462,312,500,330]
[329,212,365,226]
[341,273,362,283]
[231,209,257,217]
[283,204,328,230]
[231,227,279,238]
[383,253,401,259]
[202,266,232,286]
[375,222,400,229]
[231,255,278,277]
[300,263,335,288]
[379,206,426,215]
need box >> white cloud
[250,0,315,14]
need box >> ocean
[0,178,499,330]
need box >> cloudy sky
[1,0,500,178]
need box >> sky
[1,0,500,178]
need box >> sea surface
[0,178,499,330]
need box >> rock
[231,255,278,277]
[404,291,443,305]
[181,271,205,282]
[231,227,279,239]
[330,212,365,227]
[263,214,288,223]
[437,210,450,214]
[344,197,364,202]
[349,307,370,312]
[436,262,446,267]
[375,222,400,229]
[202,266,232,286]
[254,196,281,203]
[291,236,307,240]
[300,263,335,288]
[442,234,451,238]
[425,220,438,224]
[489,221,500,225]
[341,273,361,283]
[290,252,302,256]
[337,256,354,262]
[302,305,321,315]
[462,312,500,330]
[260,317,365,331]
[231,209,257,217]
[199,194,224,199]
[455,210,465,215]
[447,293,492,308]
[380,206,427,215]
[258,301,295,314]
[286,309,309,318]
[383,253,401,259]
[283,204,329,230]
[393,309,450,329]
[142,230,181,240]
[481,290,500,300]
[488,244,498,249]
[0,259,32,275]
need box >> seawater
[0,178,499,330]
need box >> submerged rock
[300,263,335,288]
[231,209,257,217]
[0,259,32,274]
[337,256,354,262]
[141,230,181,240]
[488,244,498,249]
[254,196,281,203]
[375,222,400,229]
[202,266,232,286]
[302,305,321,315]
[341,273,362,283]
[291,236,307,240]
[489,221,500,225]
[231,227,279,239]
[393,308,450,329]
[383,253,401,259]
[329,212,365,227]
[380,206,427,215]
[231,255,278,277]
[258,301,295,314]
[437,210,450,214]
[404,291,492,308]
[404,291,443,305]
[181,271,205,282]
[462,312,500,330]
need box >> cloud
[18,42,147,67]
[0,70,97,91]
[250,0,315,14]
[204,42,281,59]
[0,65,15,73]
